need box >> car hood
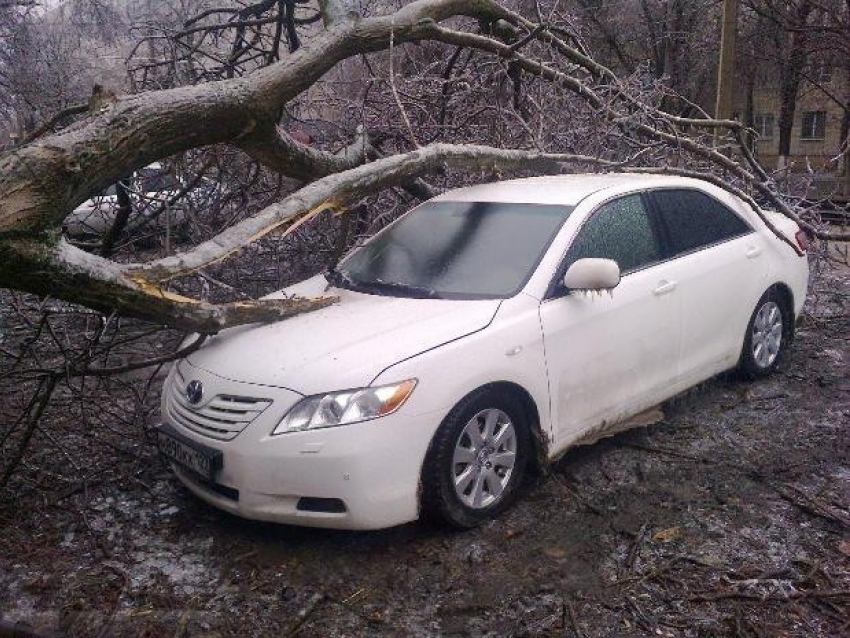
[186,274,501,395]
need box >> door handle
[746,246,762,259]
[653,280,677,296]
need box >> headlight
[272,379,417,434]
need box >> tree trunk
[842,63,850,199]
[777,0,814,169]
[100,179,132,257]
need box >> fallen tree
[0,0,844,335]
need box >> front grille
[167,369,272,441]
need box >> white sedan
[158,174,809,529]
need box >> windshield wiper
[324,267,357,290]
[353,277,442,299]
[326,268,441,299]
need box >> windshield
[337,201,573,299]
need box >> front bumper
[160,361,443,530]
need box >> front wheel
[739,289,792,379]
[421,389,531,528]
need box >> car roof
[431,173,709,206]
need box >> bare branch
[73,333,208,377]
[131,143,632,283]
[17,102,89,146]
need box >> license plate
[157,423,223,480]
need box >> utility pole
[715,0,739,120]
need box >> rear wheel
[421,389,531,528]
[739,289,792,379]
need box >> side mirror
[563,258,621,291]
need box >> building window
[810,65,832,84]
[801,111,826,140]
[754,113,774,139]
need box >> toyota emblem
[186,380,204,405]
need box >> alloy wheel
[451,408,517,509]
[752,300,783,369]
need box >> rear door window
[560,194,662,275]
[136,169,179,193]
[649,189,751,256]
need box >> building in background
[738,65,848,201]
[731,0,849,204]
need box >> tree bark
[0,0,511,236]
[777,0,813,167]
[0,237,337,333]
[100,179,132,257]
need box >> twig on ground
[95,563,130,638]
[550,474,605,516]
[774,483,850,529]
[564,598,585,638]
[286,593,325,637]
[689,589,850,603]
[622,443,710,464]
[625,523,649,574]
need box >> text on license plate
[157,426,222,480]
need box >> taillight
[794,229,810,252]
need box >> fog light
[296,497,347,513]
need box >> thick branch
[130,143,629,282]
[239,124,370,179]
[0,0,510,236]
[0,238,336,333]
[241,124,437,199]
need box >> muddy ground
[1,266,848,638]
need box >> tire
[739,288,793,380]
[421,388,531,528]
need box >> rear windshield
[339,201,574,299]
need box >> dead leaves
[651,526,681,543]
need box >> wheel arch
[770,281,794,310]
[489,381,549,475]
